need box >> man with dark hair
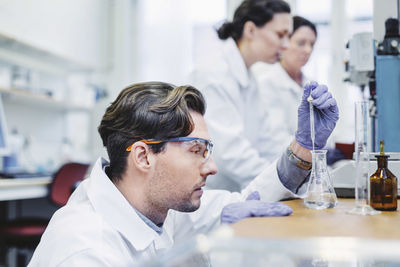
[29,81,338,266]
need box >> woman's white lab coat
[29,157,295,266]
[251,62,307,160]
[189,38,282,192]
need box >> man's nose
[203,156,218,176]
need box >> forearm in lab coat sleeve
[241,159,298,202]
[242,150,311,201]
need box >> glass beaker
[304,150,338,209]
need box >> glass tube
[347,101,380,215]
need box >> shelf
[0,33,94,74]
[0,177,52,201]
[0,87,91,112]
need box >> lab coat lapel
[154,233,173,251]
[223,38,250,90]
[222,39,262,141]
[87,158,159,251]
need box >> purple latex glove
[220,191,293,224]
[295,81,339,150]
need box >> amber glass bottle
[370,141,398,211]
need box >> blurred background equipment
[344,18,400,153]
[375,17,400,152]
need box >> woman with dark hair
[190,0,292,191]
[252,15,318,162]
[216,0,292,65]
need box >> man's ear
[128,142,153,171]
[242,21,257,40]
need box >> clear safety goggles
[126,137,214,162]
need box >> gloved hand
[220,191,293,224]
[295,81,339,150]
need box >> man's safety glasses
[126,137,214,162]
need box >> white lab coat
[189,38,280,192]
[252,62,308,159]
[29,157,295,266]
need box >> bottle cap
[375,140,390,159]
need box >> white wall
[135,0,193,85]
[90,0,139,161]
[0,0,109,69]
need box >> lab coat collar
[87,157,173,251]
[222,38,250,89]
[154,211,174,250]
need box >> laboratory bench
[232,198,400,240]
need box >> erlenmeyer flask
[304,150,338,209]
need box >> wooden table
[232,198,400,240]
